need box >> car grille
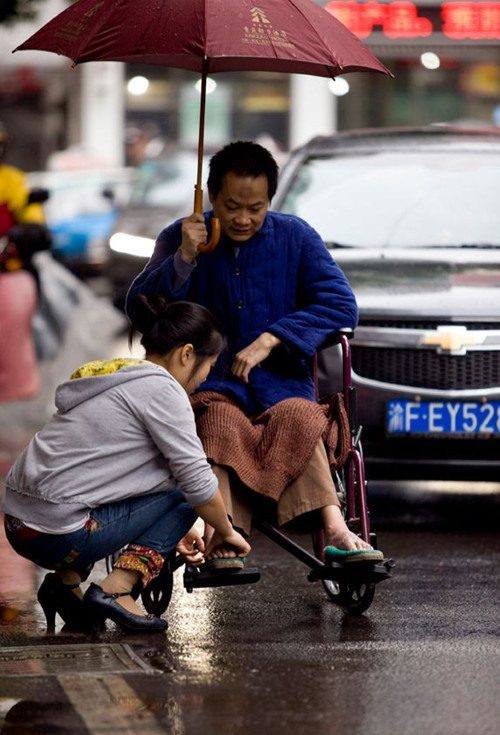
[353,320,500,391]
[352,346,500,390]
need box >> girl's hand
[176,526,206,565]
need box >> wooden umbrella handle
[198,217,220,254]
[194,185,220,254]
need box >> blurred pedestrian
[0,122,45,237]
[125,122,165,167]
[0,122,49,402]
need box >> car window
[128,153,208,209]
[277,152,500,248]
[28,169,132,223]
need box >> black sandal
[83,583,167,633]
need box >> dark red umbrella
[15,0,392,251]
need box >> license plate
[387,400,500,435]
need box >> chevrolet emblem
[420,326,483,355]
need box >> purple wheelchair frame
[314,329,370,542]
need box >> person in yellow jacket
[0,122,45,239]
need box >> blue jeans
[6,489,197,575]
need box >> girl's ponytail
[128,294,226,366]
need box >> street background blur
[1,1,499,301]
[2,1,500,172]
[2,1,499,302]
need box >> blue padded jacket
[127,210,358,414]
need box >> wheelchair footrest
[184,565,261,592]
[308,558,395,585]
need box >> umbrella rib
[287,0,345,73]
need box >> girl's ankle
[100,568,141,596]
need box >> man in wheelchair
[127,141,384,569]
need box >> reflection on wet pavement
[0,510,38,631]
[166,586,218,680]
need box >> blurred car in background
[28,167,132,279]
[106,150,209,307]
[272,125,500,481]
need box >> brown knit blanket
[190,391,350,502]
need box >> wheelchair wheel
[323,579,375,614]
[314,465,376,614]
[105,549,177,616]
[140,551,176,616]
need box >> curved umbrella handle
[197,217,220,254]
[194,185,220,254]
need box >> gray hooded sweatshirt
[3,360,218,534]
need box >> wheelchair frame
[136,329,394,617]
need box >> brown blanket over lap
[190,391,350,502]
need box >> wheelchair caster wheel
[322,579,375,614]
[141,553,176,616]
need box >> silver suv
[272,126,500,480]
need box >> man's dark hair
[207,141,279,201]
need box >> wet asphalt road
[1,501,499,735]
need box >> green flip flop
[324,546,384,563]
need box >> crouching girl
[2,296,250,633]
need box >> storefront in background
[2,1,499,170]
[123,2,500,154]
[123,64,291,158]
[323,1,500,129]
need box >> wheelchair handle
[319,327,354,350]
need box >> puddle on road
[0,643,157,676]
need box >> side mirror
[102,187,115,203]
[27,187,50,205]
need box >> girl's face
[183,354,218,394]
[155,344,219,393]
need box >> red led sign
[325,1,500,40]
[325,1,432,38]
[442,2,500,39]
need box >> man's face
[209,172,269,243]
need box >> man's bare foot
[206,545,239,560]
[321,504,373,550]
[326,529,373,551]
[205,544,246,570]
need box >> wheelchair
[107,329,394,616]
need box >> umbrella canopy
[15,0,390,77]
[16,0,392,251]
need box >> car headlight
[109,232,155,258]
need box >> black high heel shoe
[37,573,94,632]
[83,583,168,633]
